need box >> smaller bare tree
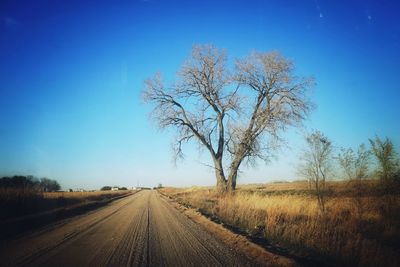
[369,136,400,196]
[369,136,399,182]
[337,144,370,218]
[337,144,370,181]
[299,131,333,212]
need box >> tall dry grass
[43,190,129,201]
[0,189,132,219]
[160,181,400,267]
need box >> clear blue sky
[1,0,399,189]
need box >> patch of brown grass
[160,180,400,267]
[43,190,129,201]
[0,189,133,219]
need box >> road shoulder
[159,193,298,267]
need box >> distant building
[111,187,119,191]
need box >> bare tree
[369,136,399,182]
[143,44,314,192]
[337,144,370,219]
[299,131,333,212]
[39,177,61,192]
[337,144,370,181]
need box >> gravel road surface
[0,190,255,267]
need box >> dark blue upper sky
[1,0,399,189]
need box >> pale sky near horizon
[1,0,399,190]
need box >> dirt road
[0,190,255,267]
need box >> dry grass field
[160,180,400,267]
[43,190,130,201]
[0,188,132,220]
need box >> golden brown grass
[0,189,133,219]
[160,180,400,267]
[43,190,129,200]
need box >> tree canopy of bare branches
[298,131,332,212]
[369,136,400,193]
[337,144,370,181]
[143,44,314,192]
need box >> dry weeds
[0,189,133,219]
[160,180,400,267]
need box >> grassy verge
[0,189,135,240]
[160,180,400,267]
[0,189,133,220]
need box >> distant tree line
[0,175,61,192]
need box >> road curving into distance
[0,190,256,267]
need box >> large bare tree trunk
[216,177,227,192]
[226,157,242,192]
[227,171,237,192]
[214,157,227,192]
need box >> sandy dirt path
[0,190,255,267]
